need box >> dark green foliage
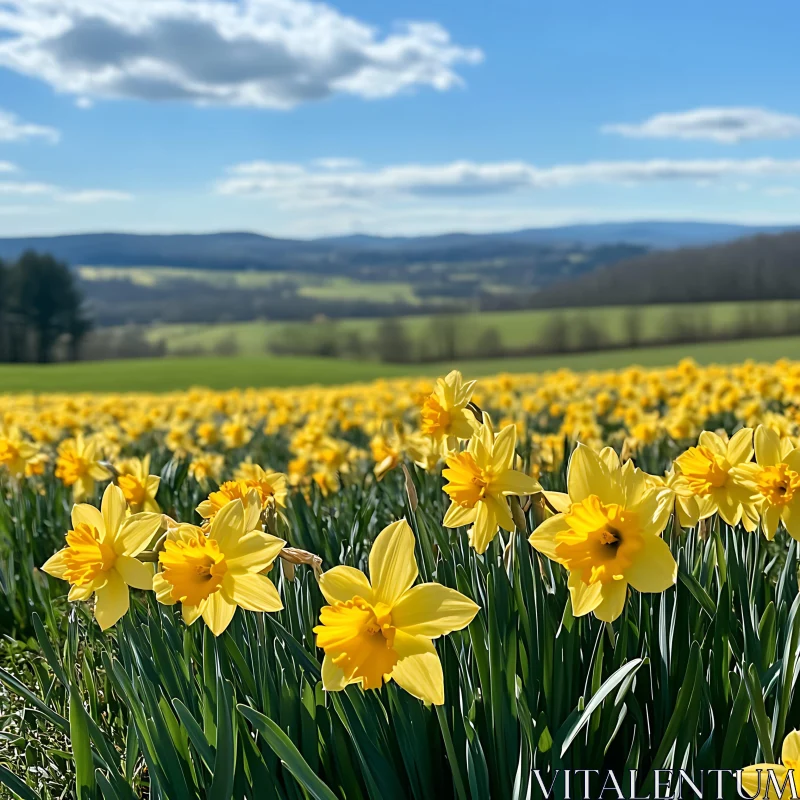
[2,453,800,798]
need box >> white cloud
[764,186,798,197]
[59,189,134,203]
[313,157,363,170]
[603,107,800,144]
[0,162,17,173]
[216,157,800,205]
[0,109,59,143]
[0,0,482,109]
[0,181,56,195]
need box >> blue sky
[1,0,800,237]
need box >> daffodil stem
[435,705,469,800]
[137,532,168,563]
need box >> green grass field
[138,299,800,358]
[3,336,800,393]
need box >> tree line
[0,251,91,363]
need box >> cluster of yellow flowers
[6,359,800,706]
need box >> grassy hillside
[140,299,800,358]
[4,336,800,393]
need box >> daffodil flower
[0,425,38,479]
[674,428,758,530]
[529,445,676,622]
[42,484,162,630]
[442,415,542,553]
[741,729,800,799]
[314,519,479,705]
[732,425,800,540]
[644,468,702,529]
[117,454,161,513]
[54,434,110,501]
[197,468,287,523]
[420,370,478,453]
[154,493,285,636]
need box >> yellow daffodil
[154,494,285,636]
[732,425,800,540]
[741,730,800,799]
[674,428,758,530]
[197,468,288,523]
[529,445,676,622]
[41,484,162,630]
[644,468,702,529]
[420,370,478,453]
[442,415,541,553]
[54,434,110,501]
[0,425,38,478]
[221,414,253,449]
[314,519,478,704]
[116,455,161,513]
[189,452,225,484]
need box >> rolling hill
[528,230,800,308]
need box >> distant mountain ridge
[0,221,794,270]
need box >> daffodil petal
[493,470,541,496]
[599,447,621,472]
[115,557,154,590]
[491,425,517,471]
[101,484,127,542]
[69,584,93,602]
[369,519,418,606]
[392,583,479,637]
[740,765,788,799]
[225,532,285,572]
[470,501,498,554]
[41,548,69,579]
[529,514,569,562]
[593,581,628,622]
[202,592,237,636]
[321,653,350,691]
[183,601,206,625]
[153,572,175,605]
[211,498,245,552]
[727,427,754,466]
[756,425,782,467]
[698,430,727,456]
[568,444,616,504]
[782,730,800,765]
[391,631,443,705]
[442,502,477,528]
[624,534,677,593]
[94,570,129,630]
[544,492,571,513]
[71,503,104,539]
[243,489,263,533]
[224,573,283,612]
[568,573,603,617]
[115,512,163,557]
[318,565,374,605]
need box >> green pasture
[3,336,800,393]
[138,299,800,358]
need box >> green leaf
[559,658,644,756]
[678,568,717,619]
[238,705,339,800]
[0,765,42,800]
[70,682,96,800]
